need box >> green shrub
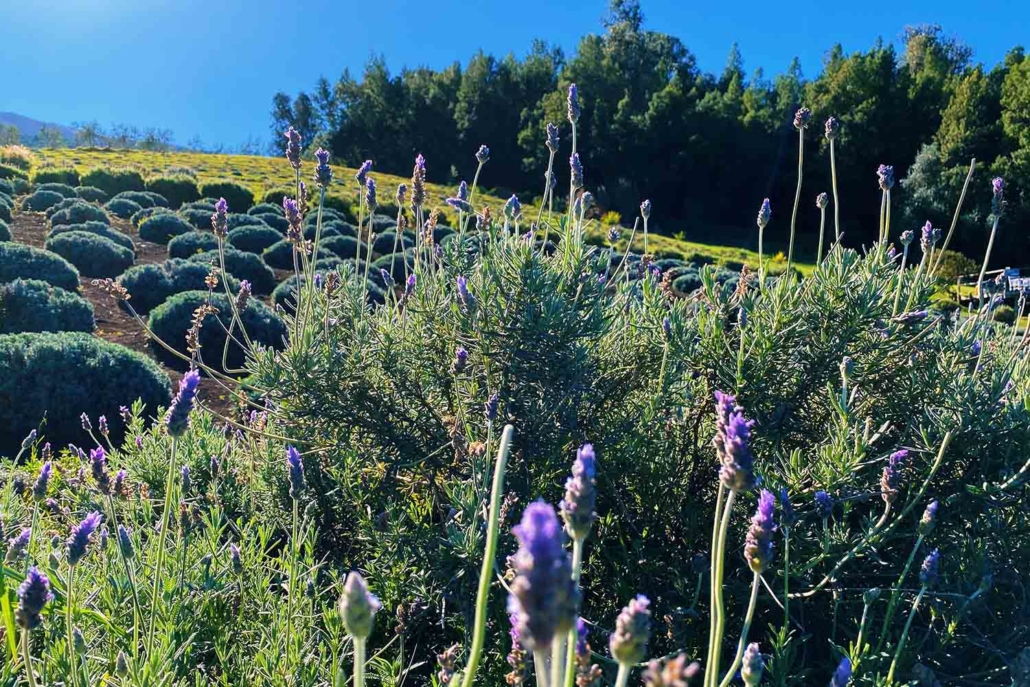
[20,189,65,212]
[117,258,240,315]
[35,182,78,199]
[261,240,335,270]
[74,186,109,203]
[0,219,10,242]
[30,167,80,186]
[0,332,170,449]
[0,279,94,334]
[181,200,216,213]
[302,224,342,241]
[261,188,292,206]
[322,195,355,220]
[10,178,30,194]
[368,214,395,233]
[226,213,267,230]
[372,231,414,254]
[253,212,289,233]
[148,290,285,372]
[993,304,1016,324]
[139,214,194,244]
[372,252,413,284]
[113,190,167,209]
[320,235,367,261]
[199,180,254,211]
[227,225,282,254]
[0,243,79,291]
[303,207,345,226]
[130,205,174,228]
[0,163,29,181]
[0,201,9,224]
[45,196,88,219]
[189,249,277,294]
[80,167,146,196]
[0,179,13,196]
[49,221,134,252]
[146,175,200,209]
[179,207,214,230]
[104,197,143,220]
[248,202,284,217]
[44,231,134,278]
[50,202,110,227]
[672,270,702,295]
[167,230,219,259]
[934,249,979,283]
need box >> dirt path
[8,209,237,419]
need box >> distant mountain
[0,112,77,144]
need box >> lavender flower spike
[365,176,377,211]
[610,594,651,665]
[5,528,31,564]
[881,450,906,504]
[640,199,652,220]
[314,147,333,188]
[992,177,1005,216]
[503,194,522,221]
[508,501,579,650]
[286,445,305,499]
[484,393,500,422]
[456,276,471,307]
[567,83,581,123]
[167,369,201,437]
[67,511,103,565]
[713,391,756,492]
[814,490,834,519]
[32,461,52,500]
[825,116,840,140]
[284,126,302,169]
[919,549,940,587]
[877,164,895,191]
[918,500,938,536]
[404,274,417,299]
[118,525,135,559]
[560,443,598,541]
[757,199,771,229]
[355,159,372,186]
[475,145,490,164]
[16,567,53,629]
[744,489,776,573]
[830,657,852,687]
[81,413,91,431]
[570,153,583,189]
[90,446,111,494]
[741,643,764,687]
[338,571,382,639]
[794,107,812,130]
[546,123,560,153]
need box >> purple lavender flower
[663,316,672,339]
[212,197,228,236]
[757,199,771,229]
[32,461,52,500]
[779,488,796,527]
[40,442,51,462]
[894,310,928,325]
[235,280,252,312]
[919,549,940,587]
[394,183,408,207]
[610,595,651,665]
[900,230,914,247]
[814,490,833,519]
[379,268,394,288]
[98,415,109,435]
[816,192,829,209]
[16,567,53,630]
[560,444,597,541]
[992,176,1005,216]
[640,199,652,220]
[484,393,500,422]
[713,391,756,492]
[90,446,111,494]
[446,183,472,213]
[607,226,621,244]
[81,413,91,431]
[5,528,31,564]
[230,542,243,573]
[877,164,895,191]
[452,347,468,373]
[567,83,581,123]
[741,643,764,687]
[794,107,812,130]
[830,657,852,687]
[365,176,377,211]
[284,127,302,169]
[181,465,191,494]
[314,147,333,187]
[570,153,583,189]
[575,617,589,658]
[338,571,382,639]
[286,445,305,500]
[112,469,128,497]
[135,436,143,450]
[117,525,135,559]
[508,501,579,650]
[456,276,470,307]
[410,155,426,208]
[546,123,560,153]
[166,369,201,437]
[503,194,522,221]
[919,500,938,536]
[881,450,907,504]
[744,489,776,573]
[283,196,301,234]
[119,406,130,422]
[404,274,417,299]
[825,117,840,140]
[355,159,373,187]
[475,145,490,164]
[67,511,102,565]
[919,220,935,253]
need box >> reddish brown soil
[7,209,236,418]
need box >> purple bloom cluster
[570,153,583,189]
[830,657,852,686]
[640,199,652,220]
[610,594,652,665]
[877,164,895,191]
[814,490,834,519]
[560,443,598,541]
[365,176,377,211]
[99,415,109,435]
[210,197,229,237]
[546,123,560,153]
[314,147,333,187]
[5,528,31,564]
[32,461,51,500]
[757,199,771,229]
[794,107,812,130]
[411,154,426,208]
[992,177,1005,216]
[484,393,500,422]
[881,450,907,504]
[567,83,581,123]
[338,571,382,639]
[395,183,408,207]
[230,543,243,573]
[744,489,776,573]
[118,525,135,559]
[16,567,53,630]
[67,511,103,565]
[900,230,914,247]
[508,501,579,651]
[452,347,468,373]
[779,488,796,527]
[286,445,305,499]
[825,116,840,140]
[456,276,471,307]
[446,180,472,213]
[284,127,302,169]
[503,194,522,221]
[90,446,111,494]
[741,643,764,686]
[181,465,192,494]
[167,369,201,437]
[355,159,372,187]
[404,274,417,299]
[919,549,940,587]
[919,500,939,536]
[816,192,829,209]
[475,145,490,164]
[713,391,756,492]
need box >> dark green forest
[271,0,1030,265]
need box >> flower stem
[877,533,925,653]
[931,158,976,276]
[147,436,178,657]
[706,490,737,687]
[534,650,551,687]
[829,140,841,241]
[892,246,909,317]
[21,629,38,687]
[614,663,631,687]
[718,572,761,687]
[459,424,514,687]
[285,497,299,668]
[353,637,366,687]
[704,483,726,687]
[66,565,77,687]
[561,537,586,687]
[976,218,1000,310]
[886,586,926,684]
[787,128,804,274]
[817,207,826,264]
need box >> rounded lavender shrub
[44,231,134,278]
[0,242,80,291]
[0,279,95,334]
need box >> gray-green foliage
[0,278,94,334]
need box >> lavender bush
[1,90,1028,686]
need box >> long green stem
[787,128,804,274]
[20,629,38,687]
[931,158,976,276]
[976,218,1000,310]
[284,498,299,668]
[781,528,790,634]
[706,490,737,687]
[829,139,841,241]
[561,538,586,687]
[718,572,761,687]
[886,587,926,684]
[891,246,909,317]
[106,495,141,658]
[459,424,514,687]
[354,637,366,687]
[534,650,550,687]
[147,436,178,656]
[817,207,826,264]
[878,191,887,245]
[66,565,77,687]
[614,663,631,687]
[877,533,925,652]
[884,189,892,244]
[704,484,726,687]
[854,599,872,673]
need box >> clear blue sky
[1,0,1024,149]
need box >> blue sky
[1,0,1025,149]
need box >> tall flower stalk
[877,165,894,245]
[16,567,52,687]
[284,446,305,667]
[756,200,771,283]
[787,108,810,274]
[886,550,939,683]
[892,231,915,316]
[338,572,381,687]
[825,117,841,241]
[816,193,829,263]
[976,178,1004,309]
[559,444,598,687]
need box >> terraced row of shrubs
[117,258,241,314]
[0,279,94,334]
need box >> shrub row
[0,242,80,291]
[0,279,94,334]
[44,231,135,278]
[117,258,241,314]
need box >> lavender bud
[410,155,426,208]
[81,413,91,431]
[900,230,914,247]
[181,465,191,494]
[560,444,597,541]
[663,317,672,339]
[779,488,796,527]
[830,657,852,687]
[41,442,51,462]
[119,405,131,422]
[475,145,490,164]
[230,543,242,573]
[814,490,833,519]
[744,489,776,573]
[284,127,302,169]
[607,226,621,244]
[991,177,1004,216]
[757,199,771,229]
[503,194,522,221]
[546,123,560,153]
[570,153,583,189]
[286,445,305,500]
[116,651,129,676]
[816,192,829,209]
[456,276,471,307]
[881,450,907,504]
[90,446,111,494]
[640,199,652,220]
[877,164,895,191]
[98,415,109,436]
[235,280,252,312]
[793,107,812,130]
[338,571,382,639]
[355,159,372,187]
[893,310,928,325]
[66,511,103,565]
[918,500,939,536]
[211,197,228,237]
[919,549,940,587]
[396,183,408,206]
[118,525,135,559]
[379,268,394,288]
[365,176,377,212]
[484,393,500,422]
[713,391,756,492]
[825,116,840,140]
[5,528,31,564]
[741,643,764,687]
[32,461,52,500]
[452,347,468,373]
[404,274,417,299]
[166,369,201,437]
[16,567,53,630]
[314,147,333,187]
[610,595,651,665]
[99,527,109,549]
[567,83,581,123]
